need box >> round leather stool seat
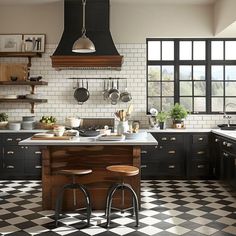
[57,169,92,176]
[106,165,139,177]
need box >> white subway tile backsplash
[0,43,232,129]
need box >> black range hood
[51,0,123,70]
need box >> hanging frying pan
[74,80,90,105]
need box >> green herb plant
[0,113,8,122]
[170,103,188,122]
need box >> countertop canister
[117,121,129,135]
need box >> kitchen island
[20,133,157,210]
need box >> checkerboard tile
[0,180,236,236]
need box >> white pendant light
[72,0,96,53]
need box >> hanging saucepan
[74,80,90,105]
[108,79,120,105]
[120,79,132,102]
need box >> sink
[217,124,236,130]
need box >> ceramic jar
[117,121,129,135]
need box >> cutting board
[31,136,73,140]
[0,63,28,81]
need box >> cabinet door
[221,152,236,184]
[24,146,42,177]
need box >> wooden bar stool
[105,165,139,227]
[54,169,92,227]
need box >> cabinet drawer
[192,134,209,145]
[191,146,209,159]
[141,145,158,158]
[141,161,185,177]
[190,161,209,177]
[3,133,31,145]
[151,133,184,145]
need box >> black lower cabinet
[0,133,42,180]
[141,132,211,180]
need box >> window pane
[180,81,192,96]
[211,41,224,60]
[193,41,205,60]
[225,82,236,96]
[194,98,206,112]
[193,66,205,80]
[211,66,224,80]
[148,97,160,111]
[148,66,160,81]
[162,97,174,111]
[212,97,223,112]
[148,41,160,60]
[162,66,174,81]
[225,41,236,60]
[180,97,192,111]
[225,99,236,111]
[225,66,236,80]
[162,41,174,60]
[194,82,206,96]
[179,41,192,60]
[212,82,223,96]
[162,82,174,96]
[148,82,160,96]
[180,66,192,80]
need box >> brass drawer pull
[197,151,205,155]
[168,150,176,154]
[168,165,175,169]
[159,146,163,149]
[141,165,147,168]
[223,152,229,157]
[227,143,232,148]
[197,165,205,169]
[198,137,203,141]
[161,137,167,141]
[141,151,147,154]
[6,165,14,169]
[7,151,14,155]
[223,141,227,146]
[35,151,42,155]
[6,138,13,142]
[16,138,22,141]
[170,137,176,141]
[154,145,158,149]
[35,166,42,169]
[215,138,219,143]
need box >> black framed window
[147,38,236,114]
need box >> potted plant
[156,111,169,130]
[0,112,8,128]
[169,103,188,128]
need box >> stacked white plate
[3,95,18,99]
[33,133,54,138]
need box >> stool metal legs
[55,183,91,227]
[105,183,139,228]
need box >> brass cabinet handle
[197,165,205,169]
[141,165,147,168]
[35,166,42,169]
[198,137,203,141]
[170,137,176,141]
[215,138,219,143]
[168,165,175,169]
[161,137,167,141]
[159,145,163,149]
[141,150,147,154]
[35,151,42,155]
[7,151,14,155]
[197,151,205,155]
[154,145,158,149]
[227,143,232,148]
[168,150,176,154]
[6,165,14,169]
[223,152,229,157]
[16,138,22,141]
[223,141,227,146]
[6,138,13,142]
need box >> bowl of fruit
[38,116,57,130]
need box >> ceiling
[0,0,216,5]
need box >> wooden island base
[42,145,141,210]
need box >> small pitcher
[117,121,129,135]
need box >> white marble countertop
[212,129,236,141]
[0,129,48,133]
[19,132,158,146]
[142,128,212,133]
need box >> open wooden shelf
[0,52,42,67]
[0,81,47,86]
[0,98,47,113]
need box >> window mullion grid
[206,39,211,113]
[174,40,179,104]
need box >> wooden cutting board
[31,136,73,140]
[0,63,28,81]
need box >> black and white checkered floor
[0,180,236,236]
